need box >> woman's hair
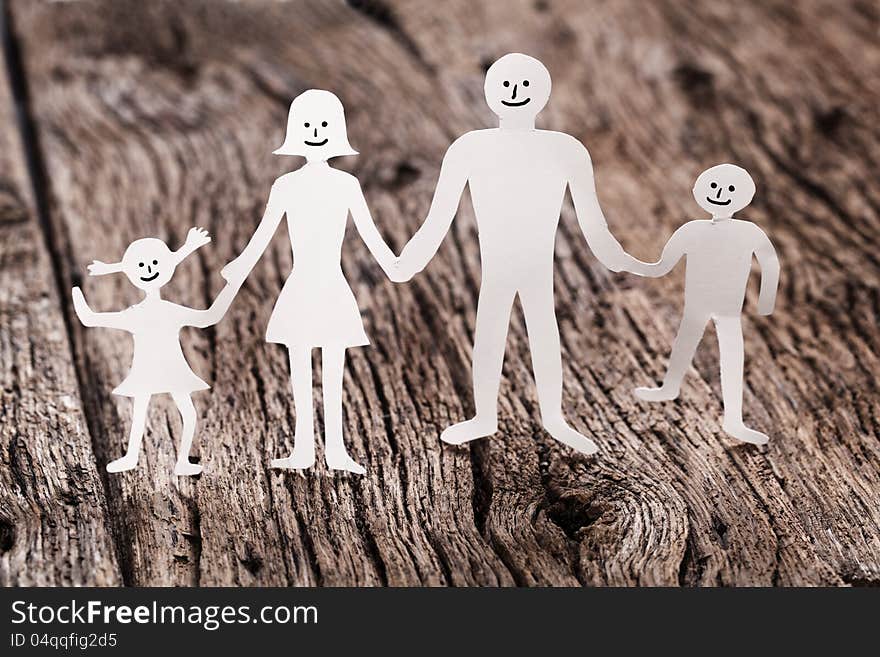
[273,89,358,158]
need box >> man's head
[484,53,551,123]
[693,164,756,217]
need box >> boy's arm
[184,281,243,328]
[629,225,689,277]
[754,227,780,315]
[71,287,132,330]
[348,179,397,278]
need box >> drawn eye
[152,260,158,265]
[138,262,144,267]
[304,122,310,128]
[710,182,717,189]
[503,81,510,87]
[523,80,530,87]
[728,185,735,192]
[321,121,328,127]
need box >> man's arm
[754,227,780,315]
[221,181,285,282]
[566,140,639,273]
[396,136,470,279]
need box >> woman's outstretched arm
[349,178,398,278]
[221,180,286,283]
[71,287,132,331]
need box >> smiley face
[484,53,551,119]
[274,89,358,159]
[121,238,176,291]
[693,164,756,217]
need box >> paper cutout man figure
[72,228,243,475]
[630,164,780,445]
[222,89,398,475]
[393,53,641,454]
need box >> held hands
[387,256,418,283]
[757,297,775,316]
[220,257,248,285]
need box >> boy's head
[121,238,176,291]
[693,164,756,217]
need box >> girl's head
[120,238,176,291]
[273,89,358,160]
[89,227,210,292]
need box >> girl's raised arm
[348,179,397,278]
[72,287,133,331]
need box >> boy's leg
[107,394,150,473]
[715,316,768,445]
[272,346,316,469]
[322,347,365,474]
[171,393,202,476]
[635,308,709,401]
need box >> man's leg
[519,273,598,455]
[715,315,768,445]
[635,307,709,401]
[107,394,150,473]
[272,346,316,469]
[441,277,516,445]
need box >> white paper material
[222,89,397,474]
[72,228,241,475]
[630,164,780,445]
[394,53,642,455]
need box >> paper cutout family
[73,53,779,476]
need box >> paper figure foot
[722,419,769,446]
[271,448,316,470]
[325,452,366,475]
[174,460,203,476]
[543,418,599,455]
[440,417,498,445]
[106,454,138,473]
[633,385,680,402]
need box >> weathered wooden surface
[0,9,120,586]
[1,0,878,586]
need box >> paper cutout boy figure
[629,164,780,445]
[222,90,398,474]
[393,53,640,455]
[72,228,242,475]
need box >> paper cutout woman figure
[629,164,780,445]
[72,228,242,475]
[221,89,397,474]
[393,53,641,455]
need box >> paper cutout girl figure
[392,53,641,455]
[629,164,780,445]
[72,228,243,475]
[221,89,397,475]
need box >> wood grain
[0,12,120,586]
[3,0,878,586]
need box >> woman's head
[274,89,358,160]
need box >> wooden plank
[0,12,120,585]
[8,0,879,585]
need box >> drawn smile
[706,197,731,206]
[501,98,531,107]
[139,272,159,282]
[304,138,328,146]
